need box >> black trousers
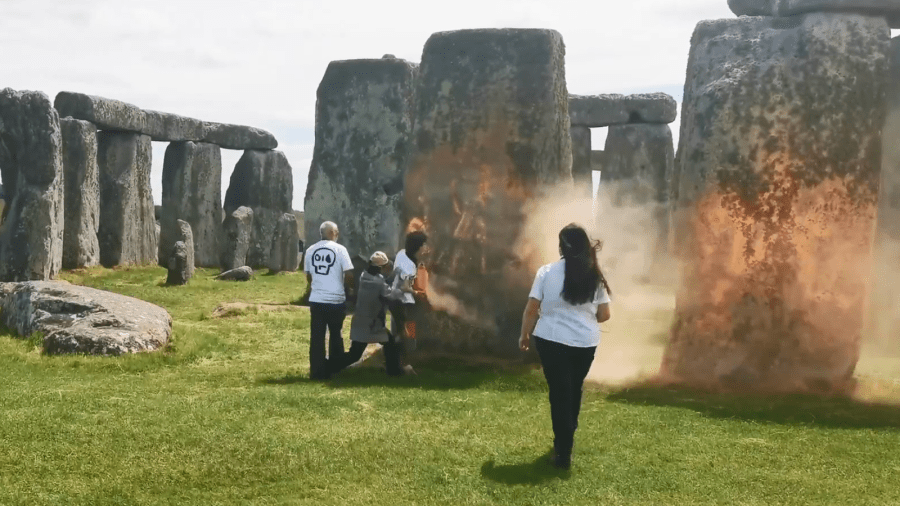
[534,336,596,460]
[336,331,402,376]
[309,302,347,379]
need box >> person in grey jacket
[332,251,410,376]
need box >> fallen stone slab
[216,266,253,281]
[143,110,205,142]
[54,91,146,133]
[569,93,677,127]
[0,281,172,355]
[728,0,900,27]
[201,122,278,150]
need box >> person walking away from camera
[304,221,354,380]
[519,224,612,470]
[390,231,428,351]
[330,251,410,376]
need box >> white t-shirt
[392,249,418,305]
[529,259,611,348]
[304,240,354,304]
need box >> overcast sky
[3,0,891,210]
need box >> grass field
[1,266,899,505]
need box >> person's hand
[519,334,530,352]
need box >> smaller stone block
[220,206,254,271]
[268,213,300,273]
[144,110,205,142]
[166,241,191,285]
[54,91,146,132]
[216,266,253,281]
[569,93,677,127]
[201,123,278,150]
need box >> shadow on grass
[480,451,570,484]
[259,357,542,392]
[607,383,900,430]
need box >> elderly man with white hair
[303,221,354,380]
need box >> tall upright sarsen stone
[60,118,100,269]
[97,132,157,267]
[0,89,64,281]
[305,56,417,261]
[223,150,293,267]
[665,14,890,392]
[404,29,572,358]
[159,141,222,268]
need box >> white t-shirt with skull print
[304,240,354,304]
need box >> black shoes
[549,447,571,471]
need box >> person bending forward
[519,223,612,471]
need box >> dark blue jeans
[534,336,596,461]
[309,302,347,379]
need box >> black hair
[405,231,428,265]
[366,263,383,276]
[559,224,611,305]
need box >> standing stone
[223,150,293,267]
[268,213,300,273]
[165,219,195,277]
[96,132,157,267]
[404,29,572,358]
[871,35,900,352]
[60,118,100,269]
[220,206,254,271]
[0,89,64,281]
[159,141,222,267]
[304,57,418,261]
[166,241,191,285]
[665,14,889,392]
[570,126,593,200]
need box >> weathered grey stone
[0,281,172,355]
[54,91,146,132]
[601,124,674,204]
[569,93,677,127]
[570,126,593,199]
[304,57,418,261]
[171,219,195,276]
[216,265,253,281]
[293,210,305,241]
[268,213,300,272]
[159,141,222,267]
[143,110,205,142]
[60,118,100,269]
[166,241,191,285]
[0,89,64,281]
[591,150,608,173]
[224,150,293,267]
[201,123,277,150]
[870,36,900,352]
[728,0,900,27]
[664,14,889,392]
[404,29,572,358]
[220,206,254,271]
[96,132,157,267]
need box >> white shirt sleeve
[339,246,354,272]
[528,266,546,301]
[594,285,611,305]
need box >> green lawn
[1,266,899,505]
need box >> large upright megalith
[305,56,418,261]
[96,132,157,267]
[871,35,900,352]
[664,14,890,392]
[404,29,572,357]
[160,141,222,268]
[223,150,293,267]
[0,89,64,281]
[60,118,100,269]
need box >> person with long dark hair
[390,231,429,354]
[519,223,612,470]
